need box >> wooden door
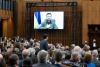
[88,25,100,49]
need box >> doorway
[88,25,100,49]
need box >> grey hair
[37,50,48,63]
[71,52,79,57]
[71,52,79,60]
[92,50,98,56]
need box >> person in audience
[29,38,34,46]
[19,49,29,67]
[70,44,75,53]
[28,45,35,56]
[62,51,71,66]
[84,54,96,67]
[91,50,100,67]
[83,45,91,55]
[98,48,100,60]
[22,49,29,59]
[31,54,38,64]
[54,51,66,67]
[56,43,62,50]
[70,52,81,67]
[32,50,54,67]
[16,36,20,42]
[72,46,82,58]
[4,45,14,65]
[34,42,40,55]
[40,34,48,51]
[92,39,98,50]
[8,54,19,67]
[23,57,32,67]
[0,54,6,67]
[48,49,55,65]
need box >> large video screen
[34,11,64,29]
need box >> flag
[34,11,41,25]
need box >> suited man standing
[40,34,48,51]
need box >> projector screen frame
[34,11,64,29]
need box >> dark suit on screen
[39,19,58,29]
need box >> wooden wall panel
[0,10,12,19]
[16,0,25,37]
[1,0,100,46]
[17,0,100,45]
[2,17,14,37]
[32,6,71,45]
[0,9,13,37]
[7,17,14,37]
[82,1,100,43]
[3,19,8,37]
[25,2,82,45]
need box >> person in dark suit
[40,34,48,51]
[92,39,98,50]
[8,54,19,67]
[32,50,54,67]
[39,13,58,29]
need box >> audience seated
[0,36,100,67]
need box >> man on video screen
[39,13,58,29]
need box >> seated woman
[84,54,96,67]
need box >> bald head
[22,49,29,58]
[0,54,3,64]
[92,50,98,59]
[0,54,3,60]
